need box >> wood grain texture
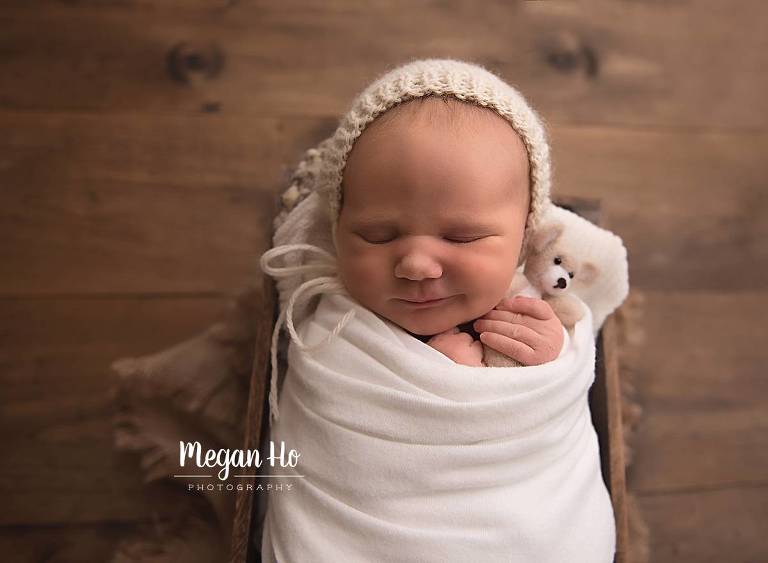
[638,486,768,563]
[0,494,217,563]
[548,127,768,291]
[1,1,766,129]
[0,112,333,295]
[0,297,227,525]
[0,522,140,563]
[627,291,768,495]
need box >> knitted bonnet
[282,57,553,259]
[260,58,554,425]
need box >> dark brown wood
[0,522,142,563]
[0,495,223,563]
[0,297,226,526]
[625,291,768,494]
[638,486,768,562]
[229,275,275,563]
[0,111,327,295]
[595,315,630,563]
[1,1,766,130]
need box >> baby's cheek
[459,250,514,288]
[340,253,388,293]
[457,253,516,310]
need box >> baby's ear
[531,223,564,253]
[577,261,600,285]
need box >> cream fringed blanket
[261,290,616,563]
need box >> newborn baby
[334,95,565,367]
[259,59,618,563]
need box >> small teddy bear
[522,221,599,328]
[429,221,600,367]
[481,221,599,367]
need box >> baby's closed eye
[356,232,491,245]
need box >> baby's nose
[394,253,443,280]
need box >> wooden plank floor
[1,1,766,561]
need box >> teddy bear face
[524,249,575,296]
[523,222,600,297]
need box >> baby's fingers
[427,326,460,344]
[479,332,536,365]
[495,296,554,321]
[473,319,541,349]
[480,309,544,332]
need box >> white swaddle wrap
[261,290,616,562]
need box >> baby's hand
[473,296,564,366]
[427,327,484,367]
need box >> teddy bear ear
[531,222,564,253]
[579,261,600,285]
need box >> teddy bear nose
[556,278,567,289]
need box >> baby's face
[336,99,530,336]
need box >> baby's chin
[375,296,488,337]
[390,313,471,338]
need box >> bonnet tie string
[259,243,355,426]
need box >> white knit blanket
[261,291,616,563]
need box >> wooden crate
[229,197,629,563]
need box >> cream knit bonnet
[260,58,554,425]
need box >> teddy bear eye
[568,272,574,279]
[554,257,562,265]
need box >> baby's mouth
[398,295,455,307]
[399,292,455,303]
